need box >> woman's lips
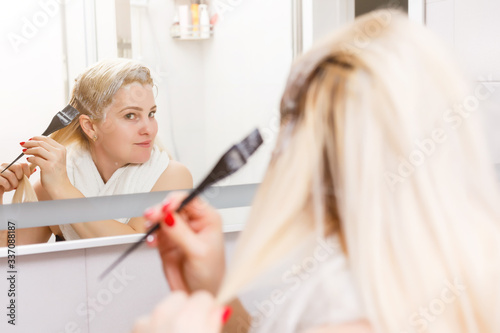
[135,141,152,148]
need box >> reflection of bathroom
[1,0,500,331]
[2,0,290,242]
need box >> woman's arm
[34,180,141,238]
[34,160,193,238]
[128,160,193,233]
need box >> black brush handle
[99,224,160,280]
[99,191,201,280]
[1,153,24,174]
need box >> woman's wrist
[45,177,77,200]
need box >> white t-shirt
[249,238,365,333]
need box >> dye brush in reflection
[99,128,264,280]
[1,104,79,173]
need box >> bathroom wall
[426,0,500,164]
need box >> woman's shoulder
[151,160,193,192]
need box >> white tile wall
[84,244,168,332]
[454,0,500,81]
[426,0,500,166]
[201,0,292,185]
[425,0,454,48]
[0,249,89,332]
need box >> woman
[136,10,500,333]
[19,58,193,242]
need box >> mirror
[0,0,293,244]
[0,0,419,246]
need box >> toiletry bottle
[191,1,200,37]
[171,12,180,38]
[199,1,210,38]
[178,5,191,38]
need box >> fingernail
[146,234,155,245]
[32,168,37,173]
[144,207,155,219]
[22,149,27,152]
[161,201,171,214]
[222,306,232,324]
[20,142,25,146]
[164,212,175,227]
[29,138,32,141]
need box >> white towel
[59,144,169,240]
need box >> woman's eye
[149,111,156,118]
[125,113,136,120]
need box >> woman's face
[94,82,158,166]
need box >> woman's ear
[79,115,96,140]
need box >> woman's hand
[0,162,31,195]
[132,291,231,333]
[144,192,226,295]
[21,136,69,196]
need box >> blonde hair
[51,58,154,148]
[218,10,500,332]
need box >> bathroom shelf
[171,24,214,40]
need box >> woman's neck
[89,147,125,183]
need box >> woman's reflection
[3,58,193,244]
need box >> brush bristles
[235,129,263,160]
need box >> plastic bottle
[199,4,210,38]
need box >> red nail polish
[31,168,37,174]
[22,149,27,152]
[28,138,32,141]
[20,142,25,146]
[161,201,171,213]
[222,306,232,324]
[164,212,175,227]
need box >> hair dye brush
[99,128,264,280]
[1,105,79,173]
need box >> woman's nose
[139,117,153,135]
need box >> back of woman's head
[52,58,154,147]
[219,9,500,332]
